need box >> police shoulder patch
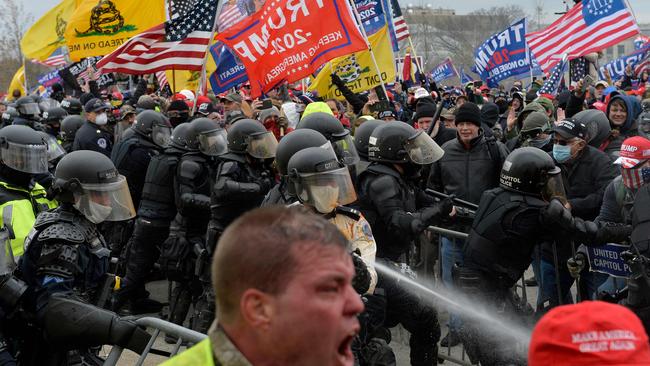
[97,138,107,149]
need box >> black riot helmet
[275,129,328,176]
[169,123,199,152]
[191,118,228,156]
[1,109,18,127]
[132,110,172,147]
[573,109,611,148]
[42,107,68,125]
[297,112,359,165]
[499,147,565,201]
[287,144,357,214]
[354,119,384,160]
[52,150,136,223]
[60,115,85,142]
[368,122,444,165]
[15,96,40,118]
[0,125,48,174]
[227,119,278,158]
[60,98,83,115]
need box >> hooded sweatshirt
[603,94,641,159]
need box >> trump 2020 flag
[430,58,457,83]
[474,18,530,88]
[599,43,650,81]
[217,0,367,97]
[526,0,640,73]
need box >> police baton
[426,189,479,211]
[426,101,444,136]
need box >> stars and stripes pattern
[170,0,199,19]
[569,56,587,83]
[526,0,639,73]
[538,54,568,97]
[217,0,252,32]
[155,71,168,88]
[96,0,218,74]
[621,165,650,188]
[32,48,67,68]
[390,0,409,41]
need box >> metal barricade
[103,317,207,366]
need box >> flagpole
[346,0,389,99]
[450,58,461,86]
[172,69,176,93]
[22,57,28,93]
[407,37,424,77]
[192,0,223,115]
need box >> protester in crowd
[163,206,364,366]
[603,93,642,159]
[428,102,509,347]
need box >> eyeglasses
[553,137,576,146]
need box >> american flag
[569,56,587,83]
[155,71,169,88]
[390,0,409,41]
[96,0,218,74]
[526,0,640,73]
[170,0,199,19]
[621,164,650,186]
[32,48,67,68]
[218,0,254,32]
[538,54,568,97]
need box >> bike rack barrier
[103,317,207,366]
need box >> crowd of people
[0,60,650,366]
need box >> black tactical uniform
[60,98,83,116]
[112,123,195,314]
[19,150,136,319]
[161,118,228,334]
[353,119,384,181]
[260,128,328,207]
[42,107,68,139]
[457,147,629,366]
[356,122,449,366]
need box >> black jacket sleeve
[565,93,586,118]
[331,74,368,115]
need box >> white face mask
[95,113,108,126]
[85,201,113,223]
[310,185,339,214]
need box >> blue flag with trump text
[209,42,249,94]
[474,18,530,87]
[431,58,457,83]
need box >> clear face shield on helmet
[542,169,568,204]
[151,124,172,148]
[198,128,228,156]
[73,175,136,224]
[42,133,66,162]
[403,131,444,165]
[18,103,41,117]
[0,141,48,174]
[297,167,358,214]
[247,131,278,159]
[331,132,360,165]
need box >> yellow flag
[310,26,396,100]
[64,0,165,61]
[21,0,77,61]
[7,66,26,101]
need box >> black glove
[567,252,587,279]
[351,250,371,295]
[596,223,632,244]
[257,172,275,193]
[421,198,454,224]
[541,198,574,230]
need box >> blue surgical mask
[553,144,572,163]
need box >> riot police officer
[353,119,384,178]
[111,123,196,315]
[296,112,360,166]
[261,128,328,206]
[457,147,630,365]
[59,115,85,153]
[12,96,42,129]
[356,121,448,366]
[0,125,58,259]
[161,118,228,334]
[60,98,83,116]
[73,98,113,157]
[19,150,136,307]
[42,107,68,139]
[1,108,18,128]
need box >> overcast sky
[19,0,650,25]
